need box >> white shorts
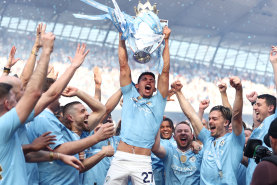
[104,151,155,185]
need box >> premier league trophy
[73,0,168,73]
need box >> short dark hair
[210,105,232,125]
[42,78,56,92]
[257,94,276,113]
[175,121,192,133]
[162,117,174,131]
[63,101,81,116]
[0,83,13,99]
[137,72,155,84]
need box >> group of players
[0,23,277,185]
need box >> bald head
[0,76,23,101]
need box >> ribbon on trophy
[73,0,168,74]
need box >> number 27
[141,172,153,183]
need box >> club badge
[180,155,187,163]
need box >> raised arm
[81,145,114,173]
[15,28,53,123]
[20,23,43,88]
[198,99,210,121]
[34,43,89,116]
[218,82,233,111]
[99,89,122,124]
[54,123,114,155]
[151,130,166,159]
[229,76,243,136]
[62,86,106,130]
[93,66,102,101]
[118,33,131,87]
[2,46,20,77]
[157,26,171,98]
[270,46,277,95]
[172,80,203,137]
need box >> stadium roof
[2,0,277,47]
[1,0,277,77]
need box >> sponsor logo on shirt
[190,156,196,163]
[171,164,197,175]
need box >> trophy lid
[134,0,159,16]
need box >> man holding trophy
[104,27,170,185]
[104,5,171,185]
[74,0,171,184]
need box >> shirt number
[141,172,153,183]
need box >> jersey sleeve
[0,108,21,144]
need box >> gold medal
[180,155,187,163]
[219,171,223,178]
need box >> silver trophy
[73,0,168,70]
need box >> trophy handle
[149,34,165,54]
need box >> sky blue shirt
[198,127,245,185]
[27,109,80,185]
[0,108,34,185]
[18,124,39,185]
[120,83,166,149]
[246,110,277,185]
[236,163,246,185]
[162,141,203,185]
[152,137,176,185]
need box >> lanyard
[211,137,224,178]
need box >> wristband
[49,151,54,161]
[251,101,256,106]
[31,50,38,56]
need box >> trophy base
[133,51,151,64]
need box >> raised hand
[41,24,55,53]
[171,80,183,92]
[167,89,175,101]
[34,23,43,50]
[93,66,102,86]
[6,46,20,68]
[191,141,202,154]
[59,153,85,171]
[246,91,258,103]
[101,145,114,157]
[31,131,56,151]
[163,26,171,40]
[199,99,210,110]
[47,65,59,80]
[270,46,277,64]
[218,82,227,93]
[68,43,89,68]
[62,86,79,97]
[94,123,114,141]
[229,76,242,91]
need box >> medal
[219,171,223,178]
[180,155,187,163]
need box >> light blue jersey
[162,141,202,185]
[120,83,166,149]
[18,124,39,185]
[246,110,277,185]
[198,128,245,185]
[83,132,120,185]
[0,108,34,185]
[27,109,80,185]
[236,163,246,185]
[152,137,177,185]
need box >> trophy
[73,0,168,72]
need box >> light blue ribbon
[73,0,166,74]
